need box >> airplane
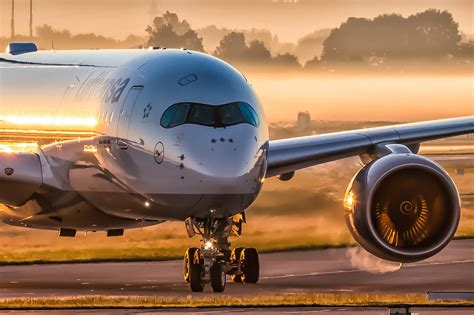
[0,42,473,293]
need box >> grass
[0,224,355,265]
[0,294,472,309]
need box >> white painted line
[262,269,358,280]
[407,259,474,268]
[261,259,474,280]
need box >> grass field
[0,293,472,309]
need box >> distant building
[297,111,311,130]
[455,168,465,176]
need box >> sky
[1,0,473,42]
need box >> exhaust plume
[346,246,402,274]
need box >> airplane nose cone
[181,126,265,194]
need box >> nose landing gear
[183,217,259,292]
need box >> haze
[0,0,472,123]
[249,73,473,122]
[1,0,473,41]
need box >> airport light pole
[11,0,15,38]
[30,0,33,37]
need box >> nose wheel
[210,263,226,292]
[183,217,260,292]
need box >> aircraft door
[117,86,143,140]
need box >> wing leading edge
[266,116,474,178]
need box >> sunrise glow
[0,142,38,153]
[0,115,97,128]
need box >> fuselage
[0,48,269,230]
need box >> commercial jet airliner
[0,42,473,292]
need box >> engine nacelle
[0,153,42,206]
[344,153,460,263]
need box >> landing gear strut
[183,216,259,292]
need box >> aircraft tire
[183,247,199,283]
[210,263,226,292]
[230,247,244,283]
[241,247,259,284]
[187,248,205,292]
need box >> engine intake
[344,153,460,263]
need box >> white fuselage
[0,49,269,230]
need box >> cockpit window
[238,103,259,126]
[160,103,190,127]
[219,103,245,125]
[187,104,216,126]
[160,102,259,128]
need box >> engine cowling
[0,153,43,206]
[344,153,460,263]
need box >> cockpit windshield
[161,102,259,128]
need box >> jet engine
[0,153,43,206]
[344,150,460,263]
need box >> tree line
[144,10,472,71]
[2,9,472,71]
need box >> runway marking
[137,310,246,314]
[407,259,474,268]
[261,259,474,280]
[261,269,359,280]
[287,309,351,314]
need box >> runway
[0,239,473,298]
[0,307,473,315]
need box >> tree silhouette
[247,40,272,60]
[294,29,331,64]
[148,11,191,36]
[214,32,247,61]
[273,53,301,68]
[146,11,204,51]
[33,24,144,49]
[215,32,271,63]
[321,9,462,62]
[214,31,300,67]
[407,9,461,55]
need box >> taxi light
[344,191,355,211]
[204,241,214,250]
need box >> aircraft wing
[266,116,474,178]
